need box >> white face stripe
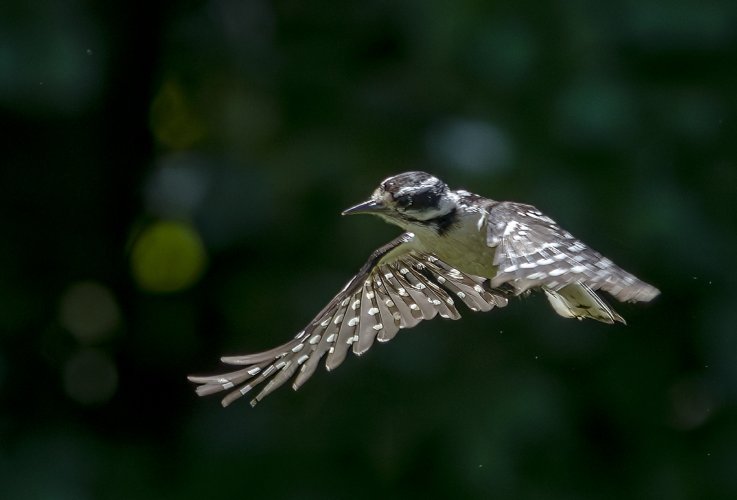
[394,175,442,198]
[372,173,454,221]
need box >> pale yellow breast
[412,211,497,278]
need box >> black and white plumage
[189,172,659,407]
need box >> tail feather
[544,282,625,324]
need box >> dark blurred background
[1,0,736,498]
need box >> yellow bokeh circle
[131,220,207,293]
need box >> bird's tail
[543,282,625,324]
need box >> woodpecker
[189,172,659,407]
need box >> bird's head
[342,172,457,230]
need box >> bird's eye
[394,194,412,208]
[410,190,437,210]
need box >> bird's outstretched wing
[189,233,508,407]
[487,202,660,311]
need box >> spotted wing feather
[487,202,660,303]
[188,233,508,407]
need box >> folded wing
[487,202,660,303]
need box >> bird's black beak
[342,199,386,216]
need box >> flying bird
[189,172,659,407]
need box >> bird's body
[189,172,659,407]
[404,193,496,278]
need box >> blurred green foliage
[1,0,736,499]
